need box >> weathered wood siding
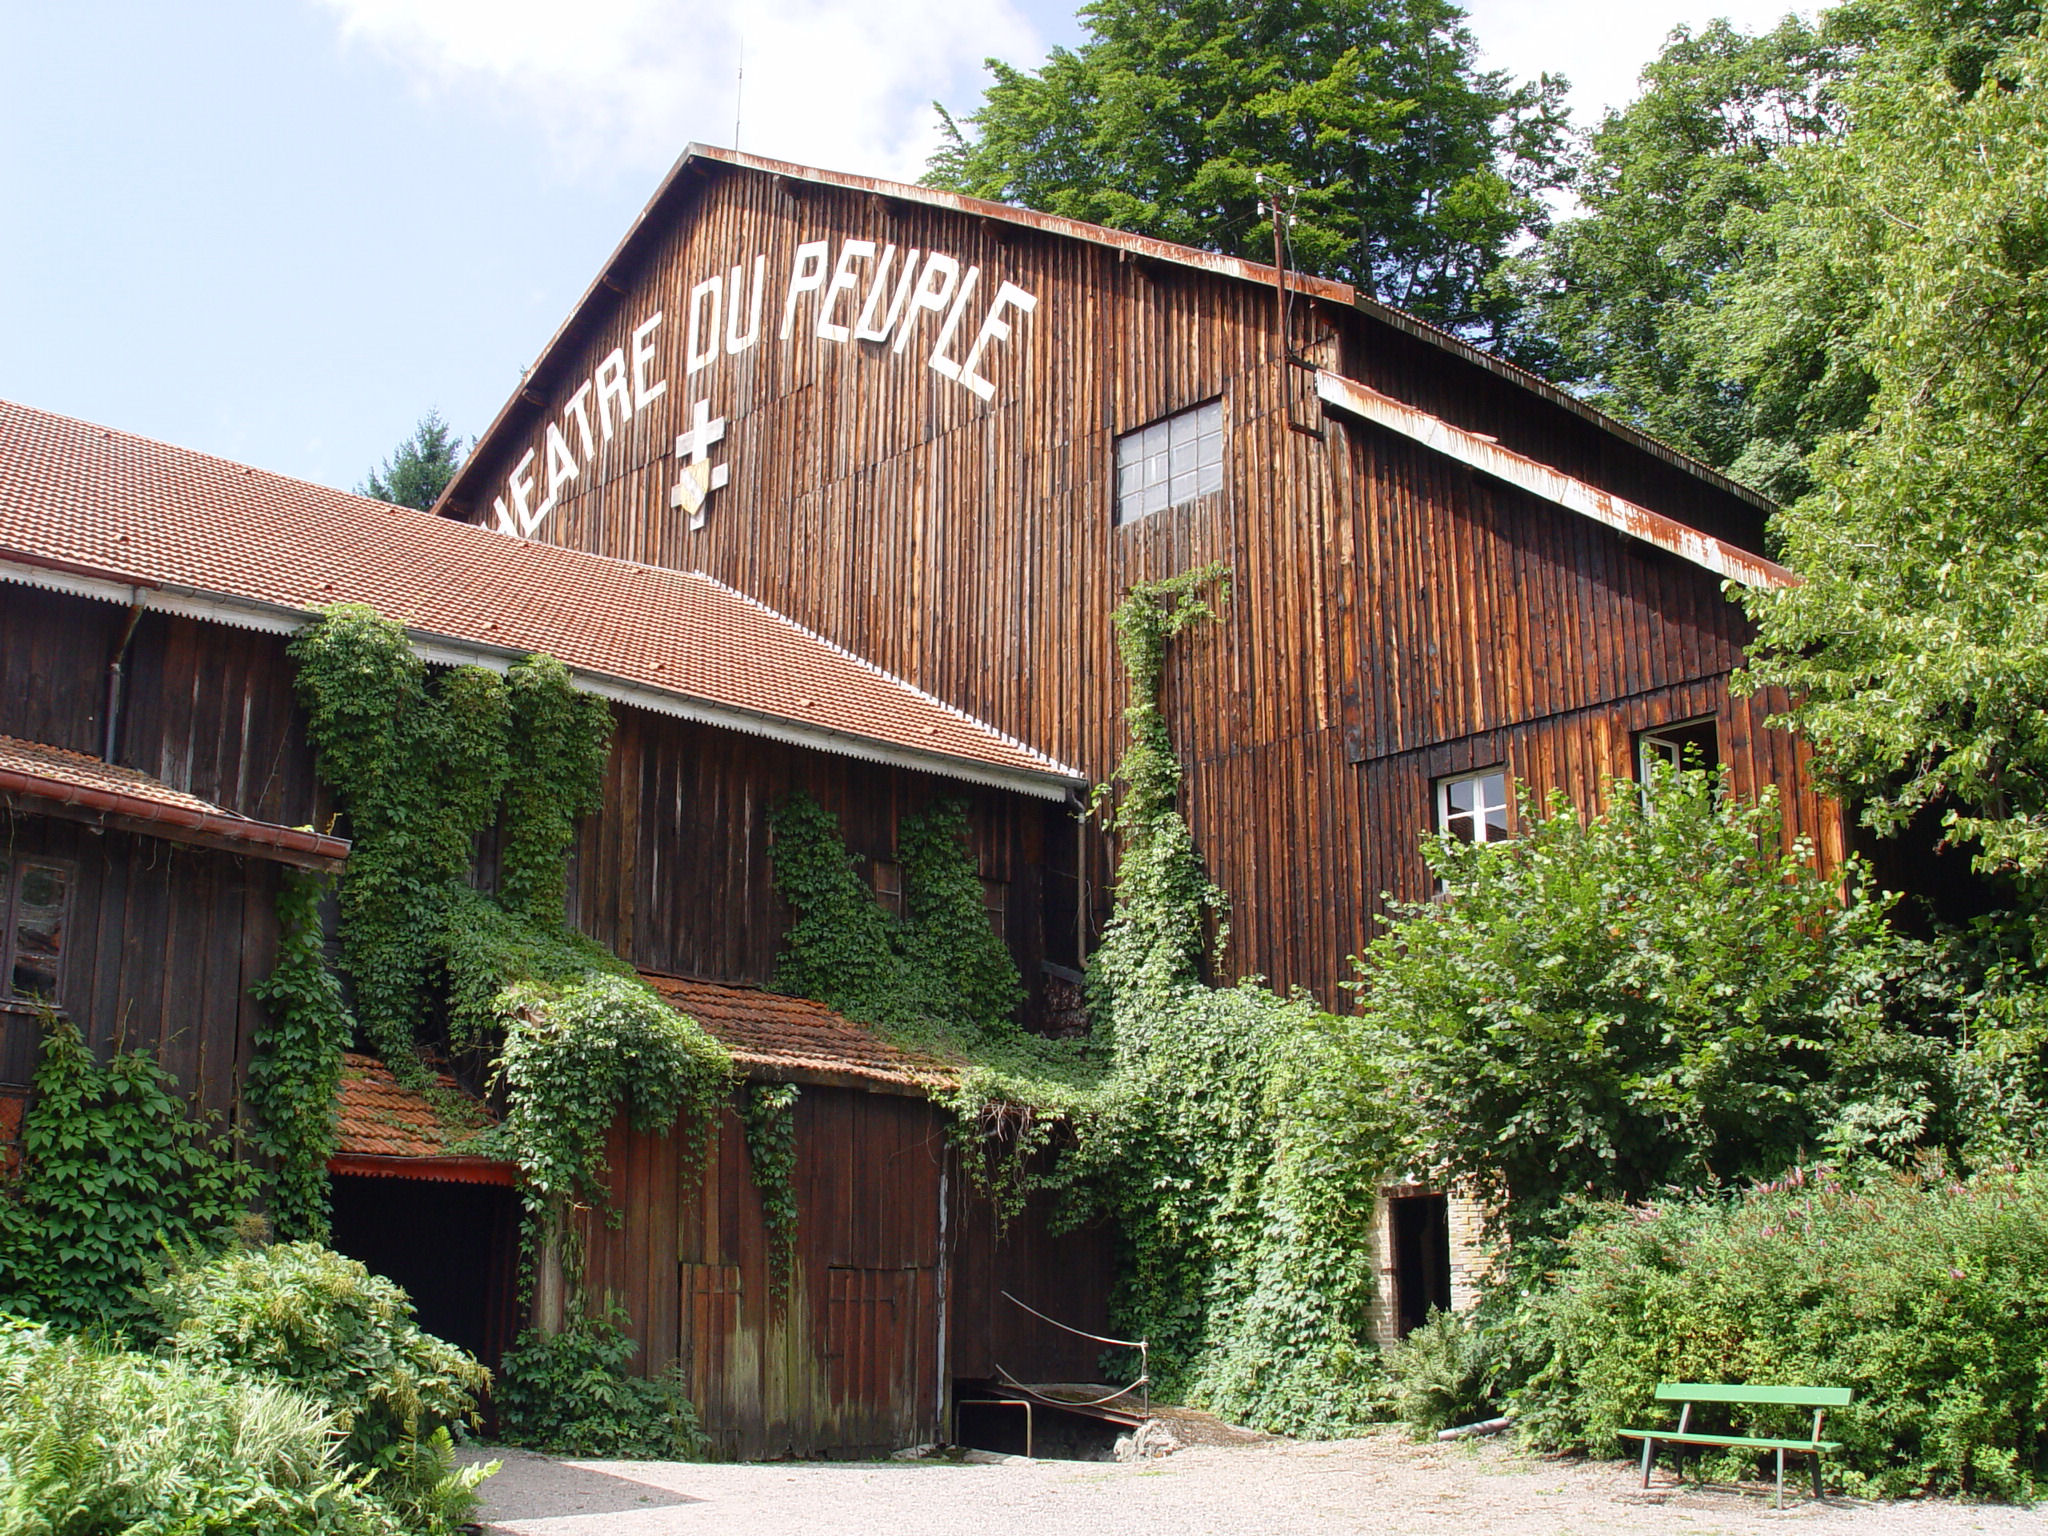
[447,162,1837,1010]
[0,813,278,1116]
[569,706,1072,995]
[583,1087,1116,1459]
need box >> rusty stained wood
[449,161,1842,1009]
[580,1085,1118,1460]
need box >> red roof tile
[0,734,348,868]
[643,972,958,1096]
[331,1056,503,1163]
[0,400,1083,800]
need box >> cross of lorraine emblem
[670,399,730,532]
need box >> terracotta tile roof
[0,400,1084,801]
[643,972,958,1096]
[0,733,348,869]
[331,1054,509,1185]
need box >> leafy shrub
[0,1316,407,1536]
[1499,1163,2048,1499]
[1385,1309,1495,1439]
[0,1014,250,1330]
[144,1241,493,1523]
[496,1308,709,1459]
[1351,766,1891,1242]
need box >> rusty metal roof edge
[1315,371,1795,589]
[434,143,1773,522]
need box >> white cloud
[1461,1,1822,123]
[314,0,1041,182]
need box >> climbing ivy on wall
[738,1084,800,1299]
[287,606,510,1069]
[767,567,1408,1436]
[247,869,353,1242]
[0,1014,253,1330]
[288,605,731,1302]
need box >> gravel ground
[464,1430,2047,1536]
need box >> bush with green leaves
[0,1013,251,1331]
[496,1307,709,1460]
[1383,1309,1497,1440]
[1497,1162,2048,1499]
[0,1316,410,1536]
[144,1241,493,1524]
[1350,766,1893,1243]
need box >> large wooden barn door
[809,1089,946,1455]
[662,1084,947,1458]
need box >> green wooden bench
[1619,1383,1853,1506]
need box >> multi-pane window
[1114,400,1224,525]
[0,858,74,1006]
[1637,717,1719,780]
[1435,769,1509,846]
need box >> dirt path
[466,1430,2046,1536]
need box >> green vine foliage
[738,1084,800,1298]
[1076,568,1404,1434]
[288,606,510,1072]
[248,870,353,1242]
[770,794,1099,1220]
[768,567,1403,1435]
[499,655,613,924]
[288,605,731,1303]
[0,1014,252,1330]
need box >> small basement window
[1637,717,1719,779]
[1436,768,1509,846]
[1115,400,1224,525]
[0,858,74,1007]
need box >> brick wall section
[1364,1183,1497,1351]
[0,1088,25,1180]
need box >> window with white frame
[1114,400,1224,525]
[1435,768,1509,846]
[1636,717,1719,781]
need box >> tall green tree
[927,0,1570,347]
[1507,0,2044,496]
[1740,26,2048,927]
[361,411,465,511]
[1500,18,1848,495]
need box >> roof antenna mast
[733,35,745,150]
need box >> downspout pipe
[102,600,144,763]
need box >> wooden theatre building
[429,148,1840,1343]
[0,144,1837,1446]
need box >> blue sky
[2,1,1806,494]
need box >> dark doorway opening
[329,1174,521,1371]
[953,1382,1134,1460]
[1391,1193,1451,1338]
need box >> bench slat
[1620,1429,1843,1452]
[1653,1383,1853,1407]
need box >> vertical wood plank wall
[448,163,1839,1009]
[583,1086,1116,1459]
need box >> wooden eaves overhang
[1313,371,1798,591]
[0,733,349,870]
